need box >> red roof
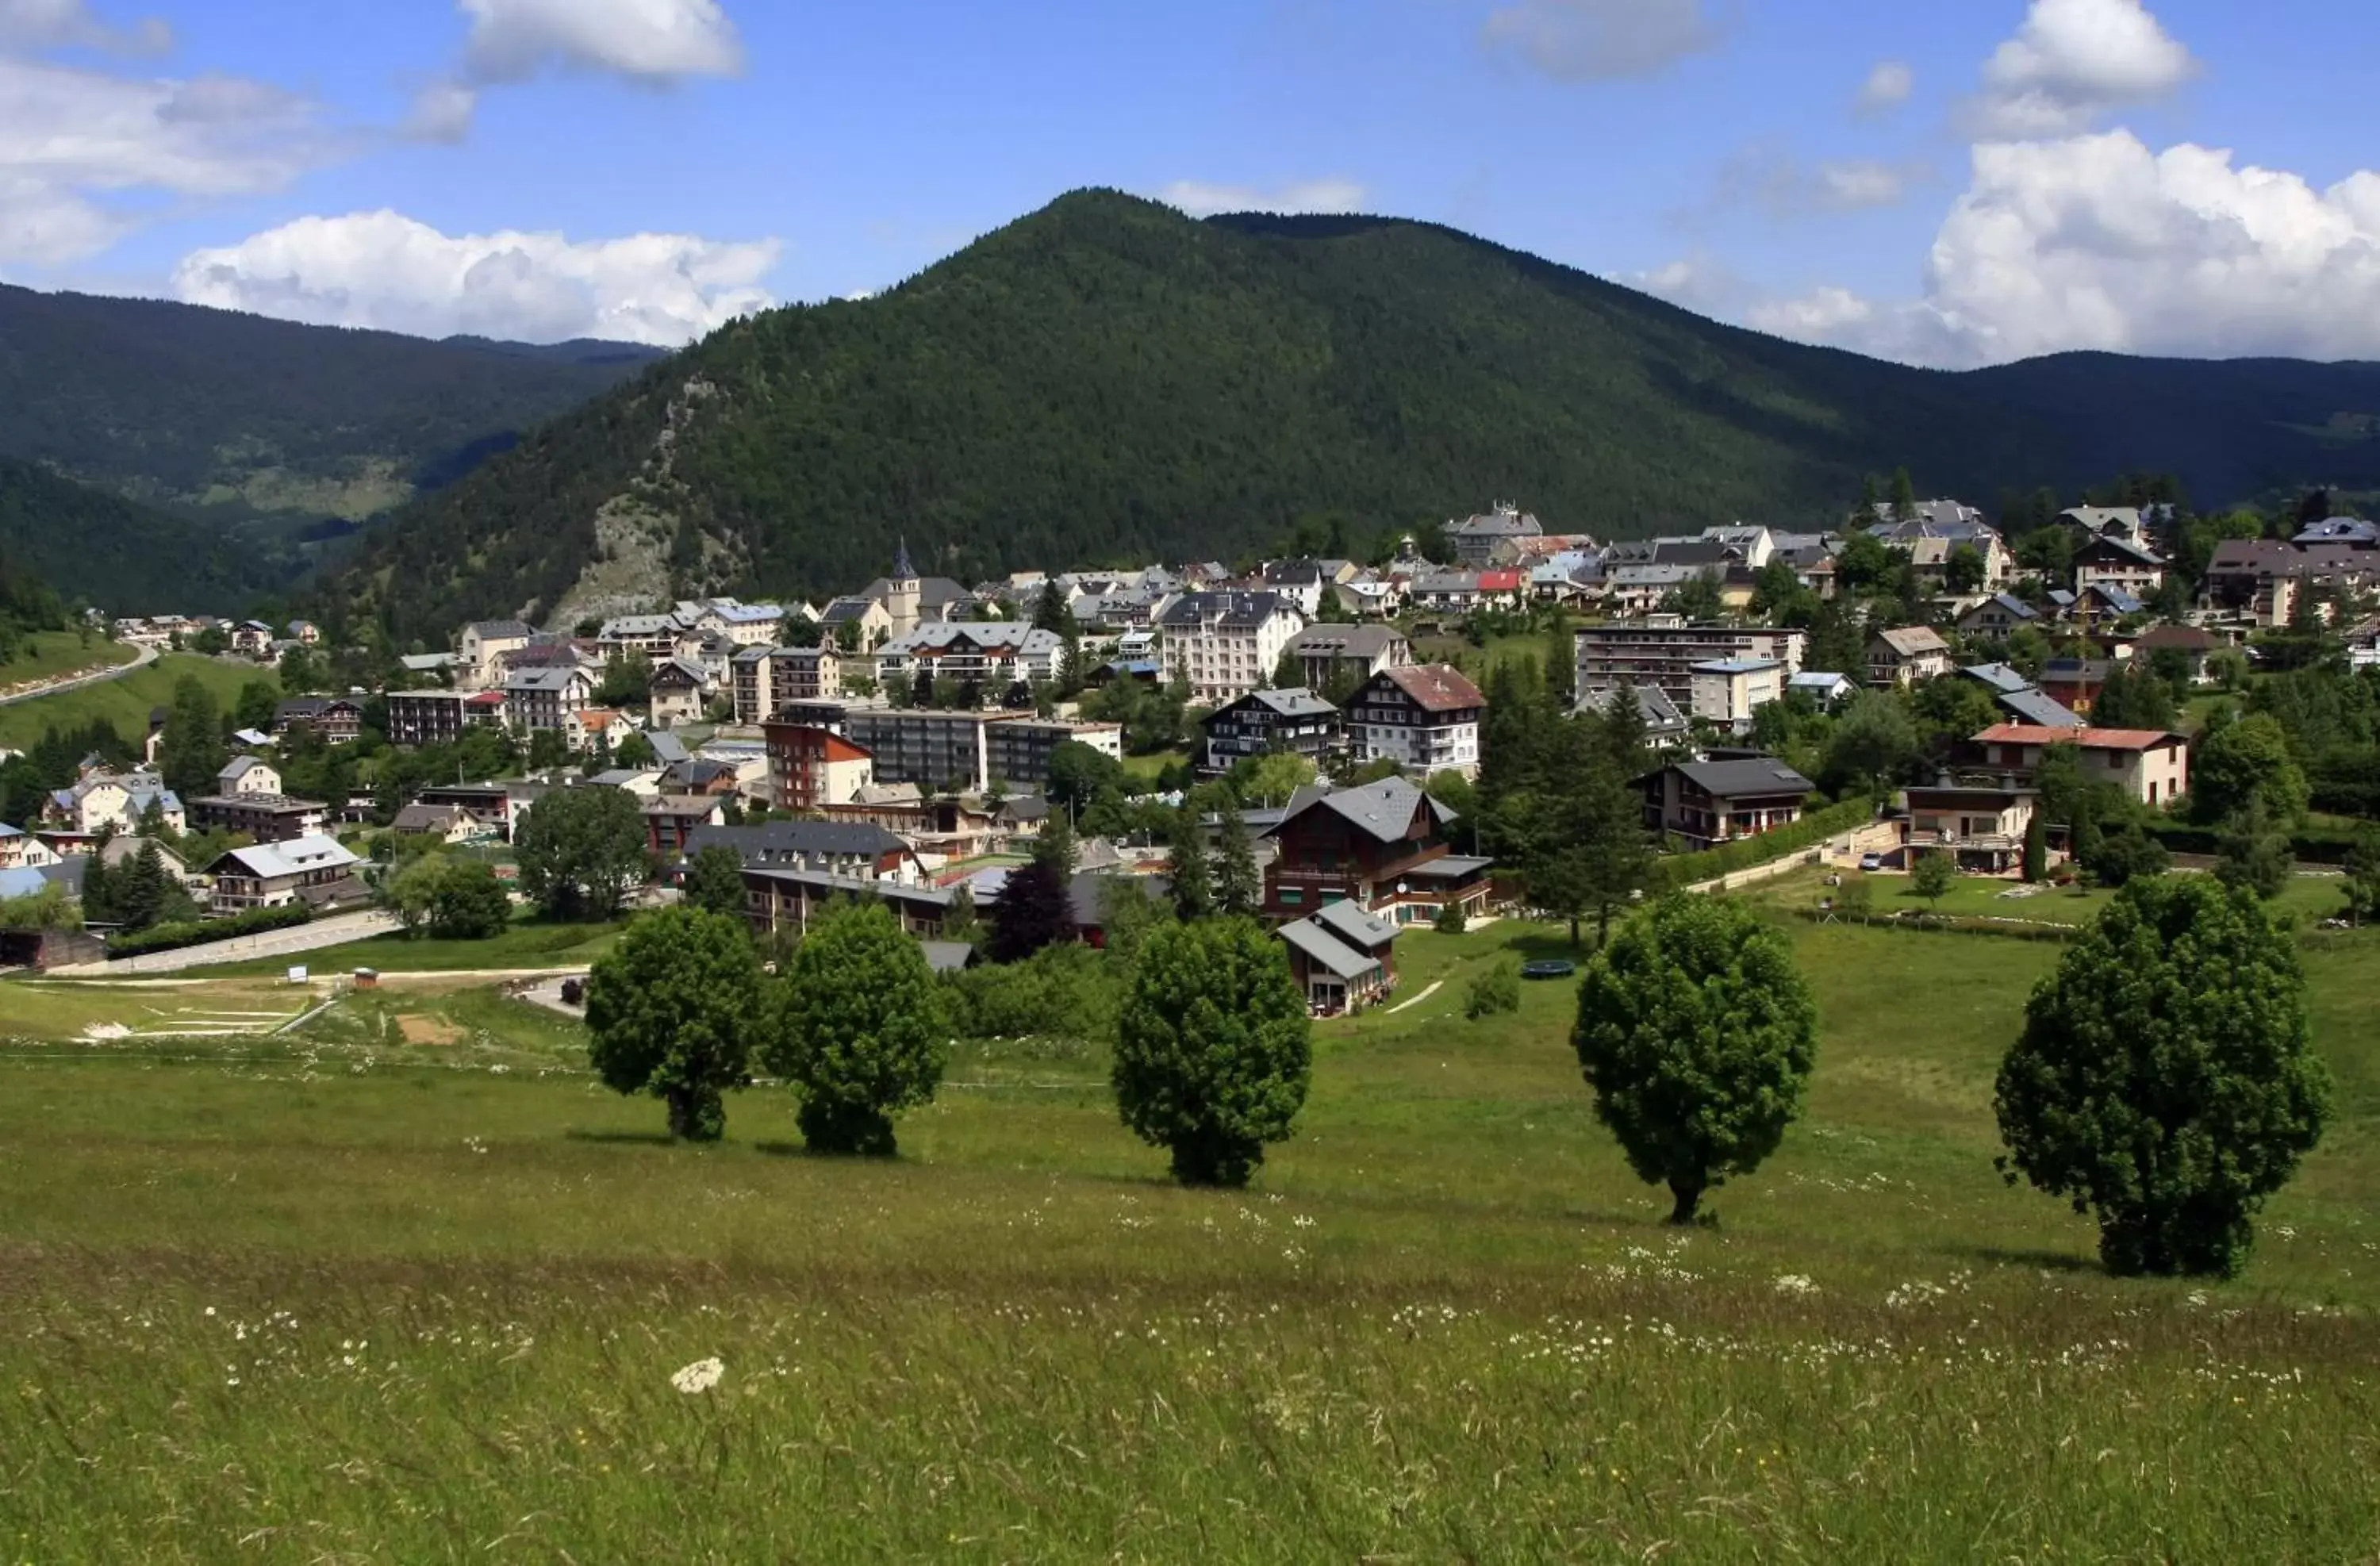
[464,691,507,708]
[1478,570,1524,591]
[1381,663,1487,713]
[1974,724,2182,751]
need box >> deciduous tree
[1995,876,2328,1277]
[1113,918,1311,1187]
[585,908,766,1142]
[1572,895,1818,1225]
[515,785,648,920]
[766,900,946,1156]
[681,843,750,922]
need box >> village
[6,492,2377,1007]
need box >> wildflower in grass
[670,1357,724,1395]
[1772,1274,1818,1297]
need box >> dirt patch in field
[396,1015,464,1046]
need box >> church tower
[886,537,923,641]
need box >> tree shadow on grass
[1938,1242,2102,1275]
[562,1128,678,1147]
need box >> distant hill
[0,284,664,527]
[307,190,2380,638]
[0,458,287,613]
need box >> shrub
[1435,900,1468,935]
[1995,876,2329,1278]
[1656,796,1875,888]
[1113,918,1311,1187]
[942,943,1120,1042]
[1463,961,1521,1020]
[106,903,309,958]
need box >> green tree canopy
[514,785,648,920]
[155,674,226,802]
[2192,713,2309,826]
[1571,894,1819,1225]
[1994,876,2329,1278]
[585,907,766,1142]
[766,900,946,1156]
[1113,917,1311,1187]
[681,842,750,922]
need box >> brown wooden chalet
[1261,776,1492,927]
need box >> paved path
[0,640,157,708]
[1385,980,1445,1015]
[47,910,401,977]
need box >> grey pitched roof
[1671,758,1814,798]
[647,733,692,765]
[1157,590,1298,630]
[1286,624,1403,659]
[506,666,589,693]
[1219,688,1338,720]
[1277,917,1380,980]
[466,620,535,639]
[1997,689,2086,728]
[1299,777,1448,843]
[1311,899,1399,952]
[685,821,908,866]
[1959,662,2035,695]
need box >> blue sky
[5,0,2377,363]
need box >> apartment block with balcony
[1157,591,1307,705]
[1575,621,1806,709]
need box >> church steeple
[892,536,917,581]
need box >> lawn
[1,915,2374,1560]
[0,652,271,750]
[0,631,137,693]
[1751,863,2349,929]
[183,916,626,978]
[1117,747,1189,785]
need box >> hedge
[106,903,312,958]
[1659,796,1879,889]
[2144,817,2362,866]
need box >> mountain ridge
[0,282,666,531]
[298,187,2380,637]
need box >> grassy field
[1749,864,2351,929]
[0,631,137,692]
[0,651,271,750]
[1118,747,1189,785]
[1,913,2374,1560]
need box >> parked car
[1859,853,1886,872]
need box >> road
[0,640,159,708]
[47,909,401,977]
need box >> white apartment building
[1345,664,1486,777]
[1156,591,1307,705]
[1688,658,1784,734]
[873,623,1065,691]
[1575,620,1806,709]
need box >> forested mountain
[0,285,662,525]
[314,190,2380,637]
[0,459,287,612]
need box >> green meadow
[2,911,2375,1561]
[0,651,271,750]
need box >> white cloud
[1714,148,1926,218]
[170,209,780,346]
[1631,253,1746,315]
[405,80,479,144]
[1160,178,1368,218]
[1481,0,1724,82]
[1749,132,2380,367]
[0,0,169,54]
[457,0,743,84]
[1856,59,1912,114]
[0,55,335,266]
[1965,0,2196,138]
